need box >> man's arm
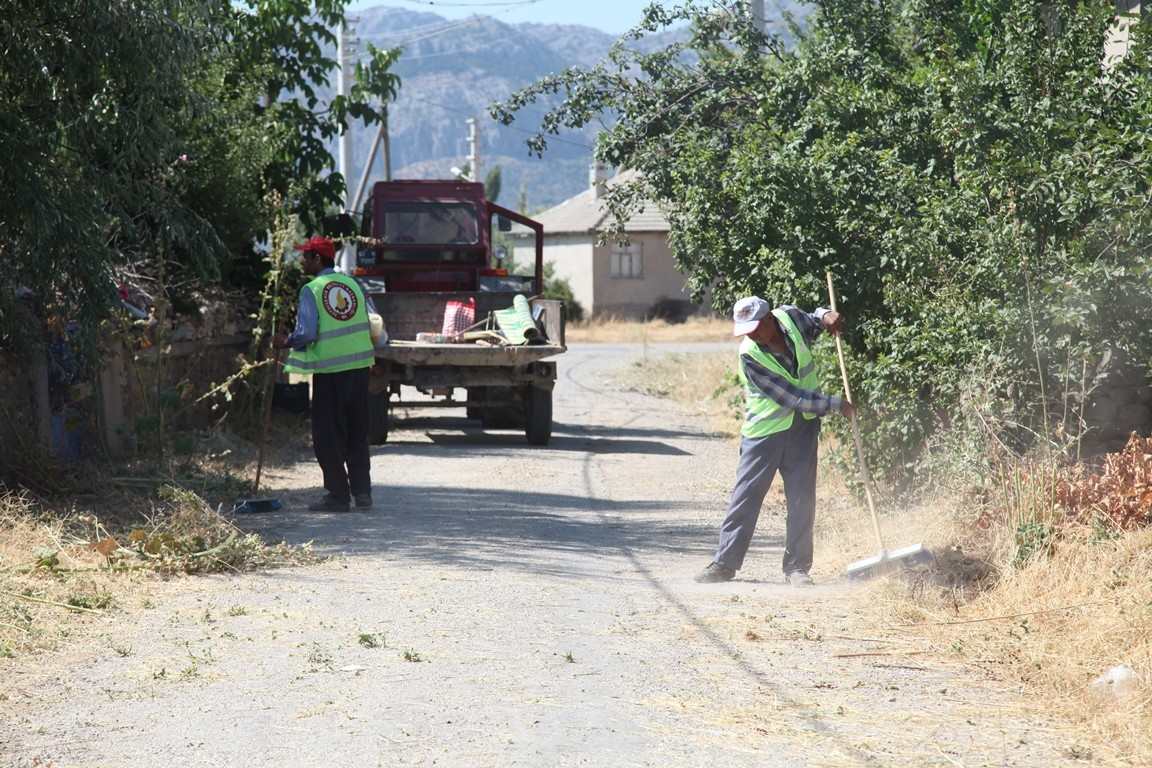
[781,305,833,346]
[284,286,318,351]
[742,354,843,416]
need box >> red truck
[350,180,566,446]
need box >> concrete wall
[515,234,596,312]
[592,232,697,318]
[518,230,700,318]
[1083,354,1152,456]
[0,351,51,478]
[1105,1,1142,66]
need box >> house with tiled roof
[510,163,701,319]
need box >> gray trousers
[713,416,820,574]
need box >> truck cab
[352,180,541,294]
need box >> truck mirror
[497,215,512,232]
[322,212,357,237]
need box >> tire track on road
[562,347,878,766]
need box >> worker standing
[275,236,376,512]
[695,297,856,586]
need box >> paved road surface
[2,344,1076,767]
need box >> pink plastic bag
[442,297,476,338]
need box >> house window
[610,241,643,279]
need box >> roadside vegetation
[0,419,317,661]
[624,349,1152,763]
[0,1,400,355]
[568,317,730,345]
[0,1,393,658]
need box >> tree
[206,1,401,232]
[495,0,1152,484]
[0,0,219,349]
[0,0,401,350]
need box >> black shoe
[354,494,373,509]
[785,571,814,587]
[694,562,736,584]
[307,494,350,512]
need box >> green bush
[541,263,585,323]
[497,0,1152,490]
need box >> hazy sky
[345,0,668,35]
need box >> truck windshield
[381,202,479,246]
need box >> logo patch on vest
[321,282,358,322]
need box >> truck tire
[524,386,552,446]
[368,391,390,445]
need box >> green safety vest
[738,308,820,439]
[283,273,375,376]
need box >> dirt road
[2,344,1080,767]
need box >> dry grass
[868,522,1152,765]
[0,492,128,658]
[627,348,1152,764]
[618,350,743,436]
[567,316,731,344]
[0,483,315,660]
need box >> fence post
[98,339,130,457]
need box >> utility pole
[382,106,392,182]
[466,117,480,182]
[337,20,353,208]
[336,19,358,272]
[351,106,391,214]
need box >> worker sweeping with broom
[694,296,855,586]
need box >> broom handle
[826,272,887,553]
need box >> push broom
[826,272,932,579]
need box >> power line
[404,93,595,151]
[398,0,545,6]
[400,71,588,135]
[361,16,483,46]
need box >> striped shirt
[741,305,843,417]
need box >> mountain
[337,4,811,213]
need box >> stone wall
[0,296,256,464]
[99,297,255,457]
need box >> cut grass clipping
[0,487,314,657]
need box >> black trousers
[310,368,371,501]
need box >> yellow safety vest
[737,309,819,438]
[283,274,375,375]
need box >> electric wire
[398,0,545,6]
[403,93,595,151]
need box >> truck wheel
[368,391,390,445]
[525,386,552,446]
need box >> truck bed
[376,341,565,367]
[365,289,566,368]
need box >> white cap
[732,296,771,336]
